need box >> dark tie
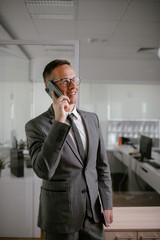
[67,114,92,217]
[67,113,85,162]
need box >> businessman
[25,59,113,240]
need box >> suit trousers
[44,215,105,240]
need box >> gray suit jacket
[25,105,112,233]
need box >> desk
[104,207,160,240]
[113,146,160,193]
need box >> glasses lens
[61,77,81,87]
[75,77,81,85]
[61,78,70,87]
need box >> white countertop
[105,206,160,231]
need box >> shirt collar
[67,106,80,120]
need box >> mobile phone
[45,81,63,99]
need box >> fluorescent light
[25,0,74,6]
[30,13,74,19]
[158,48,160,58]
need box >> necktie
[67,114,85,162]
[67,114,92,217]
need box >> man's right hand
[52,91,70,123]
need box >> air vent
[87,38,108,44]
[137,47,157,53]
[25,0,74,6]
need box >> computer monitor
[140,135,152,161]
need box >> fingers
[51,91,70,122]
[51,91,57,102]
[104,209,113,227]
[51,91,70,104]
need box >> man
[25,59,113,240]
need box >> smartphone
[45,81,63,99]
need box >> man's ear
[45,80,48,87]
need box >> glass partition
[0,39,79,238]
[0,40,79,147]
[79,82,160,207]
[0,46,31,147]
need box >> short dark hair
[43,59,71,83]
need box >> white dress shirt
[66,108,88,155]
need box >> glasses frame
[51,77,81,87]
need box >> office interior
[0,0,160,238]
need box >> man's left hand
[104,209,113,227]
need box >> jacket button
[81,189,86,194]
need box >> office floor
[113,191,160,207]
[0,231,44,240]
[0,239,41,240]
[111,172,160,207]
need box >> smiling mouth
[67,91,76,96]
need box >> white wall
[80,57,160,84]
[109,84,160,119]
[30,55,76,82]
[0,47,31,145]
[32,82,52,117]
[0,82,32,144]
[79,83,160,145]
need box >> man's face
[46,64,79,105]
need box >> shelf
[106,119,160,147]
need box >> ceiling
[0,0,160,61]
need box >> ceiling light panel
[158,48,160,58]
[25,0,74,6]
[30,13,73,19]
[25,0,75,20]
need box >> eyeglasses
[51,77,81,87]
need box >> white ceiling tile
[78,0,129,21]
[122,1,160,21]
[109,35,146,47]
[0,0,160,63]
[141,35,160,48]
[0,25,11,39]
[0,0,39,39]
[33,20,75,40]
[0,0,30,19]
[77,20,118,36]
[114,21,160,36]
[151,26,160,37]
[10,19,39,39]
[80,43,105,58]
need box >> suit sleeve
[25,119,70,180]
[95,114,113,210]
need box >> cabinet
[105,231,137,240]
[104,207,160,240]
[0,167,42,238]
[138,232,159,240]
[105,231,160,240]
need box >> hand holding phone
[45,81,70,122]
[45,81,63,99]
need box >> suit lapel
[78,110,94,167]
[47,105,84,166]
[66,135,84,166]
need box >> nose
[68,79,76,88]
